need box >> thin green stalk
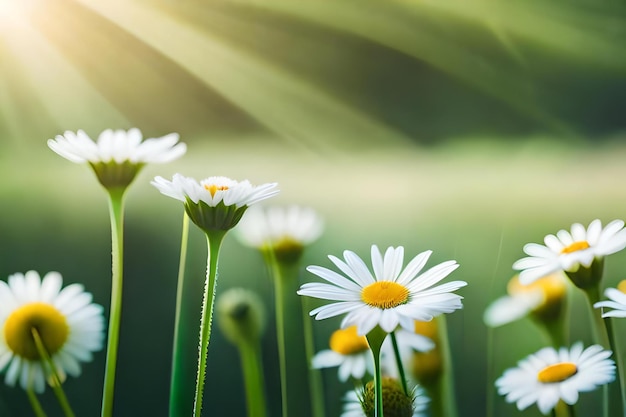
[32,329,75,417]
[366,327,387,417]
[169,212,191,417]
[607,318,626,417]
[26,386,47,417]
[193,231,227,417]
[583,286,610,417]
[102,188,126,417]
[300,295,325,417]
[239,340,267,417]
[272,262,290,417]
[437,315,459,417]
[390,332,408,395]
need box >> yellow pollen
[537,362,577,383]
[204,184,229,197]
[414,319,438,340]
[4,303,69,360]
[361,281,410,309]
[329,326,369,355]
[617,280,626,294]
[560,240,590,254]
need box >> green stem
[193,231,227,417]
[26,387,47,417]
[607,318,626,417]
[366,327,387,417]
[169,212,191,417]
[239,340,267,417]
[437,315,459,417]
[301,295,326,417]
[390,332,408,395]
[584,286,610,417]
[102,188,126,417]
[273,262,290,417]
[32,329,75,417]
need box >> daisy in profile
[312,326,372,382]
[48,128,186,189]
[298,245,466,336]
[513,219,626,287]
[496,342,615,415]
[483,273,567,328]
[236,205,323,263]
[341,378,429,417]
[152,174,279,232]
[594,280,626,318]
[0,271,105,393]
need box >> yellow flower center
[617,280,626,294]
[361,281,410,309]
[413,319,438,340]
[204,184,229,197]
[4,303,69,360]
[560,241,590,254]
[537,362,577,383]
[329,326,369,355]
[507,273,566,309]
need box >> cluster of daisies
[486,219,626,415]
[3,126,626,417]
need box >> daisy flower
[496,342,615,415]
[513,219,626,286]
[236,205,323,263]
[341,378,429,417]
[298,245,466,336]
[594,280,626,318]
[151,174,279,232]
[483,273,567,327]
[48,128,186,189]
[0,271,105,393]
[312,326,372,382]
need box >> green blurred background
[1,0,626,416]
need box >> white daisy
[483,273,567,327]
[0,271,105,393]
[151,174,279,232]
[513,219,626,285]
[48,128,186,189]
[496,342,615,415]
[237,205,323,249]
[48,128,186,165]
[298,245,466,336]
[341,381,429,417]
[594,280,626,318]
[312,326,372,382]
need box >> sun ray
[69,0,414,152]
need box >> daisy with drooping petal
[236,205,323,263]
[513,219,626,287]
[48,128,186,189]
[298,245,466,336]
[594,280,626,318]
[0,271,105,393]
[496,342,615,415]
[152,174,279,232]
[341,379,430,417]
[312,326,373,382]
[483,273,567,328]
